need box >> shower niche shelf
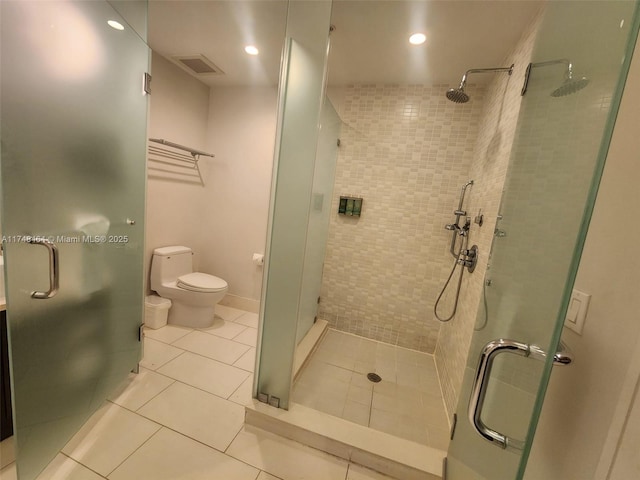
[338,196,363,217]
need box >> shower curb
[245,400,443,480]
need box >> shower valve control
[459,245,479,273]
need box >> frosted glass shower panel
[297,98,341,344]
[0,1,148,478]
[257,1,333,409]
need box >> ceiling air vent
[171,54,224,77]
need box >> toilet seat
[176,272,227,293]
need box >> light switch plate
[564,288,591,335]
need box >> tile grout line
[142,338,187,371]
[91,417,164,478]
[58,452,108,479]
[227,374,253,402]
[111,375,177,413]
[222,427,300,477]
[96,407,263,476]
[171,338,253,366]
[158,347,253,376]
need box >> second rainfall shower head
[446,64,514,104]
[551,74,589,97]
[521,59,589,97]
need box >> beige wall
[200,87,278,305]
[146,52,211,289]
[146,55,277,307]
[525,33,640,480]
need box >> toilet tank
[150,246,193,288]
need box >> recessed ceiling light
[244,45,259,56]
[107,20,124,31]
[409,33,426,45]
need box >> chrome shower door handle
[468,338,574,452]
[28,238,59,299]
[468,339,527,452]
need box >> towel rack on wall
[148,138,215,163]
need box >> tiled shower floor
[292,329,451,449]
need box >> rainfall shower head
[551,75,589,97]
[446,87,470,103]
[521,59,589,97]
[446,64,513,104]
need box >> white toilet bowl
[150,246,228,328]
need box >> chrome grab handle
[468,338,573,451]
[28,238,59,299]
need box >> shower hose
[434,232,468,322]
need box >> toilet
[150,246,228,328]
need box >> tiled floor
[292,329,450,449]
[0,305,399,480]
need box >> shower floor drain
[367,373,382,383]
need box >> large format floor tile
[107,368,174,411]
[158,351,250,398]
[62,403,161,477]
[199,318,248,340]
[233,327,258,347]
[0,464,15,480]
[138,382,245,452]
[215,305,247,322]
[233,348,257,372]
[27,308,405,480]
[108,428,258,480]
[143,324,191,344]
[234,312,259,329]
[227,426,349,480]
[173,330,251,364]
[228,375,254,406]
[139,338,183,371]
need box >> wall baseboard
[220,294,260,314]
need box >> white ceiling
[148,0,544,88]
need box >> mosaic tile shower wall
[434,12,543,418]
[319,83,486,353]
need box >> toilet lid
[177,272,227,293]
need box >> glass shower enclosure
[255,1,640,479]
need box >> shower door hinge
[143,72,152,95]
[258,392,281,409]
